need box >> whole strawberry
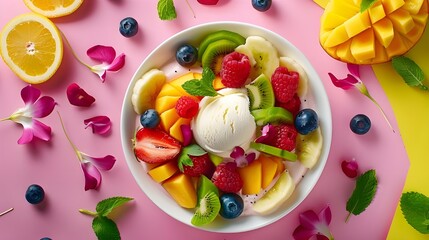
[212,162,243,193]
[268,124,298,151]
[183,154,215,178]
[220,52,251,88]
[271,67,299,103]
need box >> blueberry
[40,238,52,240]
[176,44,198,67]
[119,17,138,38]
[252,0,272,12]
[140,109,160,128]
[294,108,319,135]
[350,114,371,135]
[25,184,45,205]
[219,193,244,219]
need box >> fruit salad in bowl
[120,22,332,233]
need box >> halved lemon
[23,0,84,18]
[0,13,63,84]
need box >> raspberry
[175,96,199,118]
[211,162,243,193]
[220,52,251,88]
[183,154,215,178]
[268,124,298,151]
[276,93,301,116]
[271,67,299,103]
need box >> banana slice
[295,127,323,169]
[235,44,257,66]
[131,69,166,115]
[279,56,308,97]
[241,36,279,80]
[253,171,295,215]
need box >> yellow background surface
[313,0,429,238]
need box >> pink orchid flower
[58,112,116,191]
[293,206,334,240]
[84,116,112,135]
[329,64,393,131]
[66,83,96,107]
[86,45,125,82]
[230,146,256,168]
[1,85,56,144]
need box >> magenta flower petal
[66,83,95,107]
[255,124,275,143]
[299,210,320,229]
[107,53,125,71]
[329,73,359,90]
[293,225,318,240]
[81,162,102,191]
[347,63,360,78]
[341,159,359,178]
[82,153,116,171]
[245,152,256,164]
[84,116,111,135]
[17,119,51,144]
[87,45,116,64]
[230,146,245,159]
[316,234,330,240]
[180,124,193,146]
[318,206,332,225]
[32,96,56,118]
[21,85,41,105]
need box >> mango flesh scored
[238,160,262,195]
[320,0,428,64]
[148,161,179,183]
[162,173,197,209]
[155,72,201,143]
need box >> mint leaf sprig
[80,196,134,240]
[401,191,429,234]
[157,0,196,20]
[182,67,220,97]
[177,144,207,172]
[345,169,378,222]
[392,56,428,91]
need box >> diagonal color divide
[312,0,428,238]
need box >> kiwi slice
[246,74,275,110]
[201,39,240,74]
[250,142,297,161]
[198,30,246,61]
[197,175,219,199]
[191,191,221,226]
[251,107,293,126]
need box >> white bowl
[121,21,332,233]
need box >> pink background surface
[0,1,410,239]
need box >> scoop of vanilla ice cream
[192,88,256,158]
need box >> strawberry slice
[134,128,181,164]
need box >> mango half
[320,0,428,64]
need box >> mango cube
[238,160,262,195]
[148,161,179,183]
[388,9,415,34]
[260,154,279,189]
[382,0,405,14]
[373,18,395,48]
[403,0,424,14]
[368,2,386,24]
[160,108,180,131]
[162,173,197,208]
[344,11,371,38]
[157,83,182,98]
[169,117,191,143]
[155,95,180,114]
[351,29,376,61]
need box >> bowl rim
[120,21,332,233]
